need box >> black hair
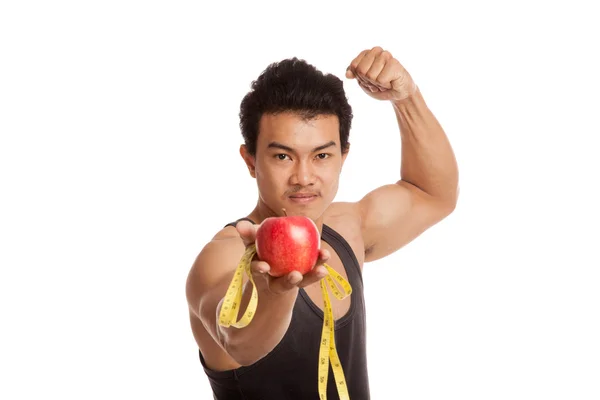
[239,57,353,156]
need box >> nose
[290,160,316,187]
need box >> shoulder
[323,201,366,263]
[196,225,244,262]
[323,201,361,229]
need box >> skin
[186,46,459,371]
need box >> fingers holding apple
[292,247,331,288]
[250,247,331,294]
[240,213,333,294]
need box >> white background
[1,1,599,399]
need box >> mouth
[288,193,319,204]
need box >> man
[186,46,459,399]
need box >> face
[241,112,348,221]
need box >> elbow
[433,194,457,216]
[222,335,264,367]
[449,185,460,212]
[441,184,460,214]
[230,347,264,367]
[432,196,457,221]
[442,200,458,219]
[445,197,458,214]
[217,325,264,367]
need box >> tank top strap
[321,223,363,285]
[223,217,256,228]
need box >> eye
[316,153,330,160]
[275,154,290,161]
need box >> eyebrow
[267,140,337,153]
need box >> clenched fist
[346,46,418,102]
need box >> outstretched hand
[236,220,330,294]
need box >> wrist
[391,86,428,119]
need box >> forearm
[392,87,459,204]
[217,281,298,365]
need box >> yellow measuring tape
[218,243,353,400]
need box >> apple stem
[282,208,288,216]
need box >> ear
[240,144,256,178]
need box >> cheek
[319,164,342,191]
[325,174,340,195]
[256,162,285,192]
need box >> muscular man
[186,46,459,399]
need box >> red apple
[255,214,321,277]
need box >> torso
[301,203,364,320]
[188,202,365,372]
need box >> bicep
[359,180,455,262]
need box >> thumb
[236,220,257,247]
[345,67,355,79]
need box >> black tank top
[199,217,370,399]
